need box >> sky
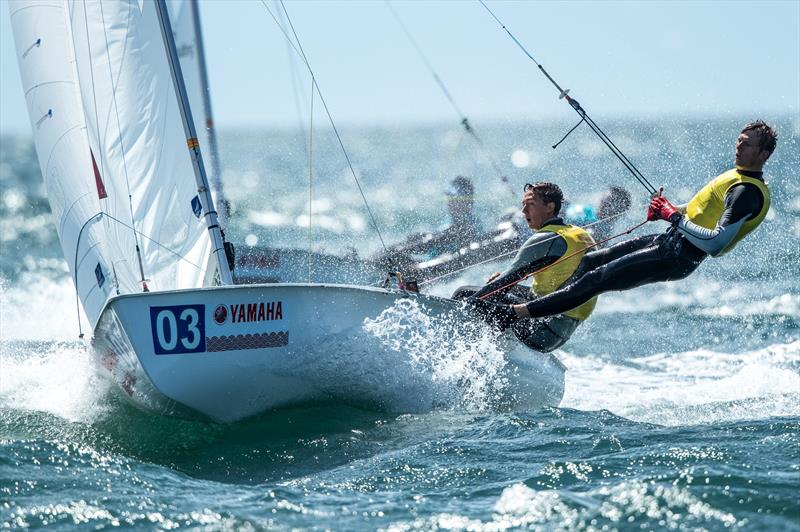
[1,0,799,134]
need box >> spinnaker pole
[154,0,233,285]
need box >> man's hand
[648,195,681,223]
[464,297,520,331]
[487,271,501,283]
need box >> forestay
[9,0,213,327]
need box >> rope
[419,210,628,286]
[476,218,649,301]
[307,76,314,283]
[258,0,392,254]
[385,0,515,199]
[275,0,311,160]
[478,0,658,196]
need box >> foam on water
[560,340,800,426]
[0,341,110,423]
[382,478,742,531]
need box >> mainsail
[10,0,214,327]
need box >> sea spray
[0,340,109,423]
[363,298,510,411]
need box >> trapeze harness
[521,169,771,319]
[456,217,598,352]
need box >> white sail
[9,0,213,327]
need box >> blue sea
[1,117,799,530]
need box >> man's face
[735,130,769,169]
[522,191,555,230]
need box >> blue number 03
[149,304,206,355]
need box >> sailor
[467,120,776,330]
[376,176,482,265]
[456,182,597,352]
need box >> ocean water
[1,117,799,530]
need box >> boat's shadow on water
[85,396,411,483]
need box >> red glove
[648,195,681,223]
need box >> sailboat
[9,0,565,422]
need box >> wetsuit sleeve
[473,232,567,298]
[676,183,763,256]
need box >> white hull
[91,284,565,422]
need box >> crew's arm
[676,184,763,256]
[473,232,566,298]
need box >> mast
[154,0,233,285]
[188,0,229,228]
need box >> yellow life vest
[686,168,771,255]
[531,223,598,321]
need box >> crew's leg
[579,234,661,272]
[525,243,692,318]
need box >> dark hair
[741,120,778,156]
[525,182,563,215]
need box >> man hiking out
[455,182,597,351]
[468,120,776,330]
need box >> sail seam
[23,80,74,98]
[43,124,84,181]
[8,4,63,18]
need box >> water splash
[363,298,510,412]
[0,340,110,423]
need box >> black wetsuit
[453,217,581,352]
[523,174,766,319]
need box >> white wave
[382,479,741,531]
[560,340,800,425]
[0,341,110,423]
[0,273,86,341]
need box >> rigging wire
[258,0,391,254]
[477,0,658,196]
[275,0,311,159]
[385,1,515,199]
[307,77,314,283]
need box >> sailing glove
[648,195,681,224]
[465,297,520,331]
